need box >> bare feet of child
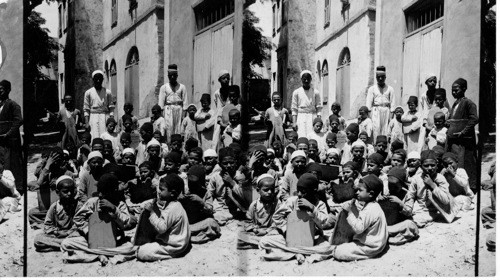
[98,255,109,266]
[295,254,305,265]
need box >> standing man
[447,78,479,191]
[0,80,23,194]
[158,64,188,143]
[291,70,322,138]
[83,70,114,140]
[366,66,396,142]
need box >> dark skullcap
[252,144,267,155]
[170,134,183,143]
[120,132,131,141]
[331,101,341,108]
[297,173,319,189]
[326,132,337,140]
[435,88,447,97]
[308,139,318,147]
[420,150,437,161]
[297,137,309,146]
[160,173,184,194]
[187,164,206,183]
[368,153,385,165]
[185,137,198,149]
[0,80,11,91]
[92,138,104,147]
[313,117,323,125]
[106,117,116,126]
[407,95,418,105]
[359,106,369,113]
[393,149,407,160]
[200,93,211,102]
[431,145,445,159]
[218,147,235,161]
[102,163,120,175]
[360,174,384,196]
[81,130,91,140]
[288,130,298,138]
[124,102,133,108]
[140,122,154,134]
[189,147,204,158]
[329,114,340,124]
[103,139,113,147]
[376,135,388,144]
[122,114,133,123]
[271,92,281,98]
[434,111,445,120]
[228,143,242,155]
[151,104,162,111]
[228,85,240,96]
[346,123,359,134]
[391,139,404,151]
[387,167,407,184]
[453,78,467,89]
[139,161,153,170]
[97,173,119,193]
[165,151,182,164]
[442,152,458,162]
[229,108,240,117]
[343,161,360,171]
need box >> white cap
[146,139,161,149]
[326,148,340,156]
[121,147,135,155]
[218,70,230,79]
[300,70,312,78]
[92,70,104,78]
[203,149,218,159]
[291,150,307,161]
[88,151,103,160]
[256,174,275,186]
[408,151,420,160]
[267,148,275,155]
[55,175,73,187]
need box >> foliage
[242,8,272,80]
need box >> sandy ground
[0,197,24,277]
[18,143,496,277]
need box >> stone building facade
[315,0,376,120]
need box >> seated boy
[238,174,280,249]
[382,149,406,174]
[203,149,221,185]
[441,152,474,211]
[332,174,388,261]
[259,173,333,263]
[61,174,137,264]
[278,151,307,202]
[178,165,221,244]
[204,147,248,225]
[366,153,389,196]
[406,151,422,180]
[378,167,419,245]
[34,176,83,252]
[124,161,159,218]
[136,174,191,261]
[403,150,452,227]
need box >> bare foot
[295,254,305,265]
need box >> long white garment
[291,87,322,138]
[158,83,188,141]
[83,87,114,140]
[366,84,395,142]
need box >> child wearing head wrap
[264,92,290,148]
[387,106,405,146]
[260,173,333,263]
[333,174,388,261]
[406,151,422,180]
[181,104,200,148]
[77,151,105,203]
[195,93,217,150]
[357,106,373,144]
[378,167,419,245]
[350,139,367,173]
[203,149,221,184]
[291,70,322,138]
[401,96,423,153]
[61,174,137,263]
[205,147,247,225]
[325,148,341,165]
[441,152,474,211]
[279,150,308,201]
[238,174,280,249]
[151,104,167,137]
[403,150,452,228]
[136,122,154,165]
[177,165,221,244]
[33,175,83,252]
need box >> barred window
[195,0,234,31]
[405,0,444,33]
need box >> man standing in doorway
[158,64,188,143]
[83,70,115,140]
[366,66,396,142]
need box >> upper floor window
[405,0,444,33]
[111,0,118,28]
[194,0,234,31]
[281,0,287,26]
[272,4,276,35]
[324,0,330,27]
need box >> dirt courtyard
[17,147,497,277]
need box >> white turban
[351,139,366,150]
[300,70,312,78]
[121,148,135,155]
[88,151,103,160]
[256,174,275,186]
[425,73,437,82]
[92,70,104,78]
[218,70,230,79]
[408,151,420,160]
[291,150,307,161]
[326,148,340,156]
[55,175,74,188]
[203,149,218,159]
[146,139,161,149]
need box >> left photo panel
[0,0,25,277]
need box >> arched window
[104,60,109,83]
[109,59,117,116]
[321,60,329,104]
[125,47,140,116]
[336,47,351,117]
